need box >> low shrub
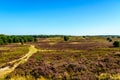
[64,36,69,41]
[106,37,112,42]
[113,41,120,47]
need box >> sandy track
[0,45,37,78]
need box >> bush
[107,37,112,42]
[109,39,112,42]
[64,36,69,41]
[113,41,120,47]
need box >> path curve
[0,45,38,78]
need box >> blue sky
[0,0,120,35]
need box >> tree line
[33,35,66,38]
[0,34,37,45]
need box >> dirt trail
[0,45,37,78]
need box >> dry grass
[0,45,29,66]
[98,73,120,80]
[0,45,37,79]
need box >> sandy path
[0,45,37,78]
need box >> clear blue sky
[0,0,120,35]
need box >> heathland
[0,35,120,80]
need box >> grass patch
[0,47,10,51]
[0,45,29,66]
[98,73,120,80]
[35,55,42,61]
[97,48,120,52]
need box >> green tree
[0,36,8,44]
[0,35,37,45]
[8,37,13,43]
[107,37,112,42]
[22,36,28,43]
[28,37,34,42]
[20,38,24,45]
[0,39,4,45]
[13,37,20,43]
[113,41,120,47]
[34,38,37,42]
[64,36,69,41]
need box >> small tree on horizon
[107,37,112,42]
[64,36,69,41]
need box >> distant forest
[0,34,66,45]
[0,34,37,45]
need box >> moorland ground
[0,36,120,80]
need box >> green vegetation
[113,41,120,47]
[107,37,112,42]
[0,34,37,45]
[35,55,42,61]
[64,36,69,41]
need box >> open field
[0,36,120,80]
[0,45,37,79]
[0,44,29,67]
